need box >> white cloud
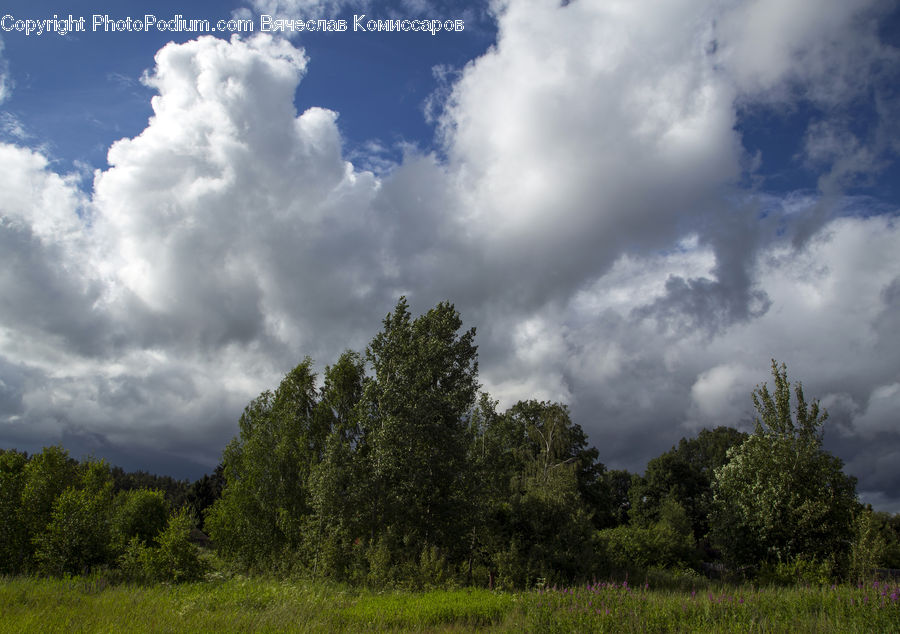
[689,363,757,427]
[717,0,893,103]
[855,383,900,436]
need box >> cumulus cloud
[0,1,898,510]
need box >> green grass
[1,574,897,632]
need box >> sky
[1,0,899,510]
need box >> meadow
[1,574,897,633]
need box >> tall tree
[308,350,367,579]
[363,298,479,561]
[206,358,320,569]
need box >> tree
[111,488,170,553]
[186,465,224,531]
[121,507,207,583]
[308,350,367,580]
[33,459,115,576]
[628,426,747,539]
[710,360,858,572]
[0,450,28,573]
[849,507,886,582]
[18,446,80,571]
[474,400,601,587]
[362,298,479,564]
[602,469,634,527]
[206,358,320,570]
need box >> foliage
[205,358,319,569]
[121,507,207,583]
[0,449,28,573]
[598,498,697,573]
[33,460,114,576]
[710,360,858,573]
[757,556,837,586]
[18,446,80,570]
[307,350,367,581]
[362,298,480,563]
[149,507,207,582]
[110,465,190,510]
[110,488,170,553]
[185,464,224,530]
[601,469,634,527]
[629,426,747,540]
[849,508,886,582]
[872,510,900,569]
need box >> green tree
[629,426,747,539]
[598,497,697,573]
[33,459,115,576]
[362,298,479,564]
[18,446,80,571]
[111,488,170,553]
[150,507,207,582]
[710,360,858,571]
[308,350,367,580]
[849,507,886,582]
[122,507,207,583]
[0,450,29,573]
[602,469,634,527]
[206,358,320,570]
[186,465,224,531]
[475,400,601,588]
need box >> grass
[1,574,898,632]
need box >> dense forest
[2,298,899,587]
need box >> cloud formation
[0,0,898,510]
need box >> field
[1,575,898,632]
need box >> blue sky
[1,0,497,172]
[1,0,900,511]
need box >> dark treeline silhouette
[2,299,899,587]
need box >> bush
[598,522,696,573]
[119,508,207,583]
[757,555,836,586]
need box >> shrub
[119,508,207,583]
[757,555,836,586]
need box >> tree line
[2,298,899,586]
